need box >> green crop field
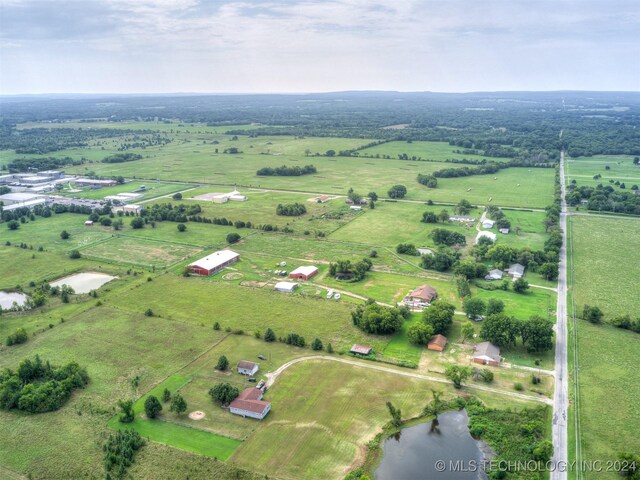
[566,155,640,187]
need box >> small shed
[473,342,501,366]
[350,344,372,355]
[350,205,362,211]
[289,266,318,280]
[274,281,298,293]
[499,228,510,234]
[482,219,495,229]
[84,220,94,226]
[237,361,259,376]
[427,334,448,352]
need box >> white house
[237,361,259,376]
[229,387,271,420]
[507,263,525,279]
[475,231,497,244]
[274,281,298,293]
[482,219,495,229]
[484,269,503,281]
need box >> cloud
[0,0,638,93]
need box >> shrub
[226,232,241,244]
[69,250,81,259]
[103,429,144,480]
[143,395,162,419]
[264,328,276,342]
[215,355,229,371]
[144,308,154,317]
[177,223,187,232]
[6,327,28,346]
[209,383,239,405]
[311,338,323,350]
[60,230,70,240]
[514,382,524,391]
[172,192,183,200]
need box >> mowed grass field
[62,180,190,201]
[357,140,511,162]
[569,215,640,476]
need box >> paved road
[265,355,553,405]
[551,150,569,480]
[567,212,640,221]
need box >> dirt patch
[240,280,267,288]
[222,272,243,280]
[189,410,206,420]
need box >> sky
[0,0,638,94]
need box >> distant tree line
[256,164,317,176]
[101,153,143,163]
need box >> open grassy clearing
[61,180,189,201]
[231,358,543,480]
[107,273,389,354]
[108,374,242,460]
[357,140,511,162]
[153,188,360,232]
[1,213,114,253]
[80,236,202,268]
[330,202,482,246]
[566,154,640,186]
[570,215,640,476]
[0,305,228,479]
[570,216,640,317]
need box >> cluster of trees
[422,300,456,334]
[431,228,466,246]
[418,173,438,188]
[0,355,89,413]
[256,164,317,176]
[609,313,640,335]
[485,205,511,230]
[351,300,409,335]
[387,185,407,199]
[260,327,330,352]
[103,429,145,480]
[141,203,202,223]
[421,249,460,272]
[209,382,239,405]
[421,209,450,223]
[329,257,372,281]
[101,153,143,163]
[431,162,506,178]
[7,155,83,172]
[276,203,307,216]
[396,243,419,256]
[471,241,559,281]
[480,314,554,352]
[566,182,640,215]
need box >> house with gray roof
[473,342,501,366]
[507,263,525,279]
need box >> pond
[50,272,117,294]
[0,291,30,310]
[375,409,490,480]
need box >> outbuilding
[274,281,298,293]
[229,387,271,420]
[475,231,497,244]
[350,344,372,355]
[499,228,510,234]
[289,266,318,280]
[473,342,501,366]
[482,219,495,229]
[237,361,259,376]
[427,334,448,352]
[189,250,240,276]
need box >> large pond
[0,291,29,310]
[50,272,117,294]
[375,409,489,480]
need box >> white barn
[237,361,259,376]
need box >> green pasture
[232,357,542,480]
[570,216,640,317]
[0,305,227,479]
[566,154,640,186]
[108,375,242,460]
[80,236,202,268]
[330,201,481,247]
[107,273,389,353]
[381,313,424,365]
[357,140,510,162]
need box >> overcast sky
[0,0,638,94]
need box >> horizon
[1,0,638,95]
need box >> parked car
[326,289,334,299]
[334,293,341,300]
[248,378,257,383]
[258,355,266,360]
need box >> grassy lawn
[473,287,556,320]
[566,154,640,187]
[358,140,511,162]
[80,236,202,268]
[382,313,423,365]
[570,215,640,476]
[0,305,229,479]
[108,375,242,460]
